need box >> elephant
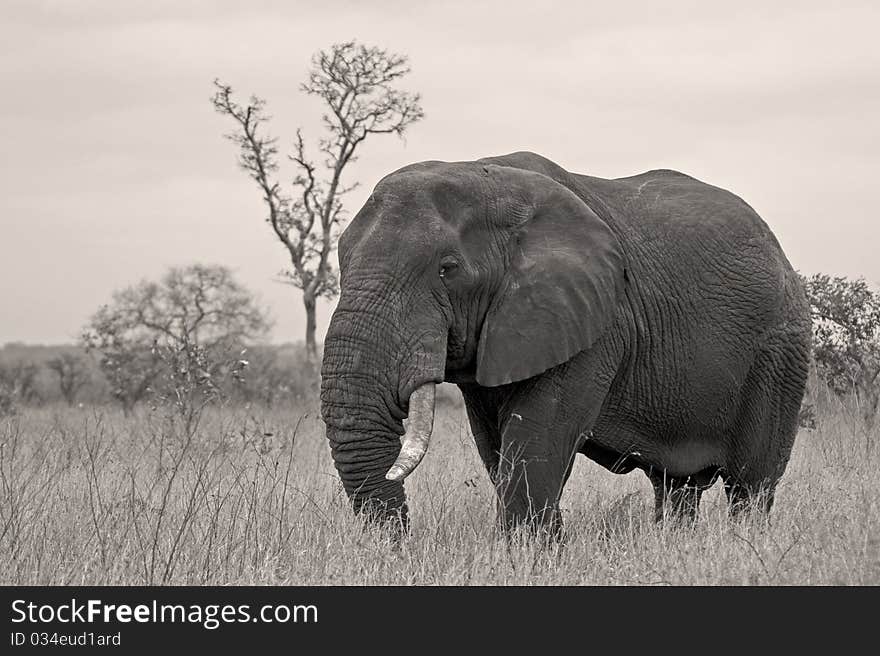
[320,151,811,534]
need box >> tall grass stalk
[0,394,876,585]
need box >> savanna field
[2,386,877,586]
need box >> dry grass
[1,396,877,585]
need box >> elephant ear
[475,167,625,387]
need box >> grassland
[1,392,877,585]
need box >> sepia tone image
[1,0,878,586]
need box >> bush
[0,361,40,415]
[82,264,271,414]
[802,273,880,425]
[227,343,316,407]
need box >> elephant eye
[439,257,459,280]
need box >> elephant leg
[462,385,572,536]
[463,383,580,537]
[648,470,704,523]
[476,347,614,537]
[493,388,591,537]
[723,333,807,518]
[461,385,503,483]
[494,427,578,537]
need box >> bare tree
[110,264,270,350]
[212,41,424,361]
[83,264,270,415]
[47,352,91,406]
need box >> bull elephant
[320,151,811,534]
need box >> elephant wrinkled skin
[320,151,811,533]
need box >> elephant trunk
[320,303,444,526]
[326,423,409,523]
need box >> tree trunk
[304,291,318,363]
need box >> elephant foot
[724,478,776,518]
[649,471,703,524]
[494,494,566,547]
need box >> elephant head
[320,154,625,525]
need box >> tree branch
[212,41,423,349]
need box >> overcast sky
[2,0,878,345]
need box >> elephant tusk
[385,382,436,481]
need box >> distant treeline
[0,342,316,409]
